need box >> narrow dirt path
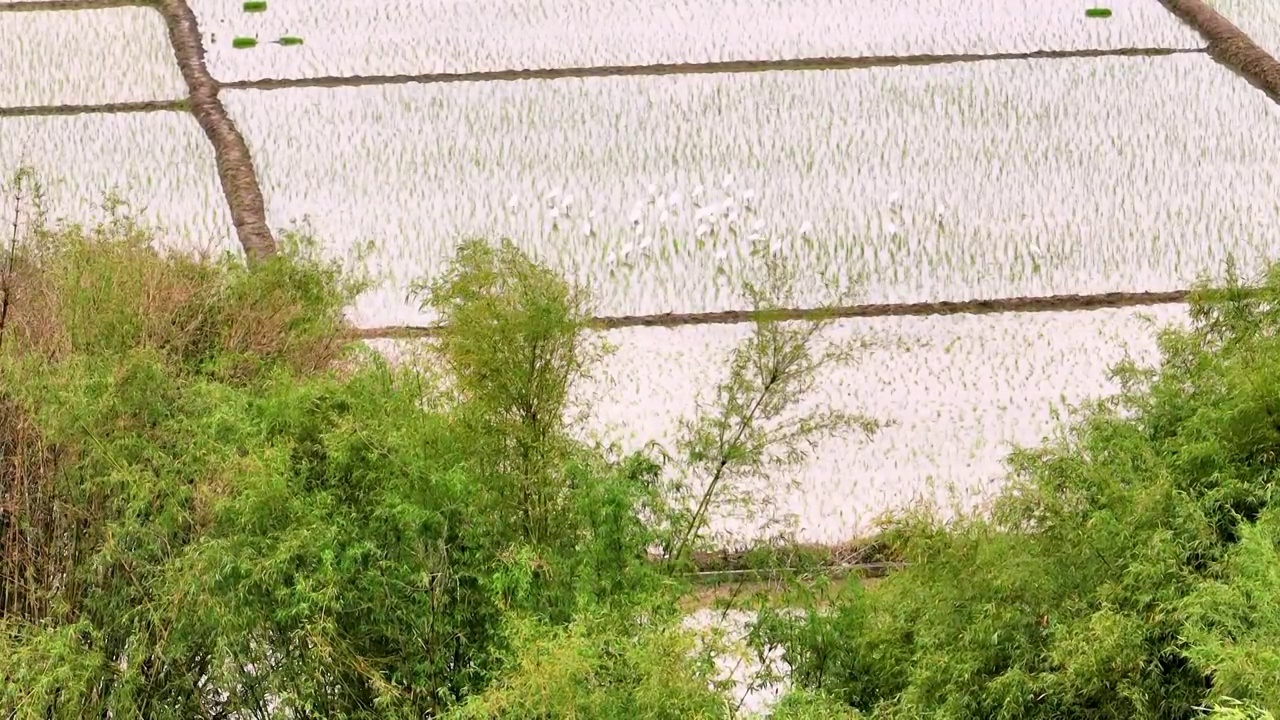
[154,0,276,263]
[1156,0,1280,104]
[226,47,1207,91]
[0,0,146,10]
[350,289,1192,339]
[0,100,187,118]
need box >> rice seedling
[185,0,1200,82]
[0,114,238,258]
[567,304,1190,544]
[1,8,186,108]
[374,303,1190,546]
[223,54,1280,325]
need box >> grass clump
[0,185,356,382]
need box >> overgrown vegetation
[754,261,1280,719]
[0,169,870,718]
[6,161,1280,718]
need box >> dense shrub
[0,191,709,718]
[444,609,729,720]
[762,262,1280,718]
[20,173,1280,719]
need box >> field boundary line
[0,100,187,118]
[152,0,276,263]
[660,539,902,584]
[679,562,906,585]
[222,47,1207,91]
[1155,0,1280,103]
[0,0,149,10]
[348,290,1191,339]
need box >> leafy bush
[0,176,359,382]
[445,609,729,720]
[763,262,1280,718]
[769,689,864,720]
[0,187,689,718]
[0,161,882,717]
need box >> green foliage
[34,174,1280,719]
[665,242,880,562]
[763,262,1280,718]
[409,238,606,548]
[770,689,864,719]
[445,610,729,720]
[0,206,689,717]
[1,180,362,383]
[1182,509,1280,712]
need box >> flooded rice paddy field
[1,0,1273,553]
[221,53,1280,325]
[5,1,1276,712]
[1,7,184,107]
[0,111,236,255]
[185,0,1202,81]
[370,304,1189,544]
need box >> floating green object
[1085,7,1112,17]
[275,35,304,46]
[243,0,267,11]
[232,36,258,49]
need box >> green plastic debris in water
[243,1,267,11]
[275,35,304,46]
[232,36,258,49]
[1085,7,1112,17]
